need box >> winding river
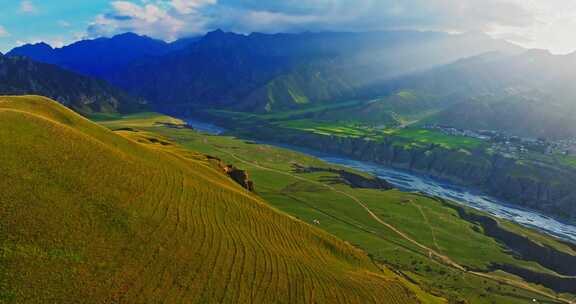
[186,118,576,244]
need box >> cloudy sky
[1,0,576,53]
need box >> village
[423,124,576,158]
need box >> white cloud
[19,0,37,14]
[484,0,576,53]
[239,11,323,31]
[205,0,536,33]
[0,25,9,38]
[76,0,576,53]
[87,0,216,40]
[171,0,217,14]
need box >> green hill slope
[0,96,433,303]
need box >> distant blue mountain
[0,52,146,115]
[109,30,523,112]
[7,32,199,79]
[8,30,524,115]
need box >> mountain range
[110,30,523,113]
[9,30,576,138]
[0,53,145,115]
[4,27,576,303]
[326,49,576,139]
[8,33,199,79]
[9,30,522,113]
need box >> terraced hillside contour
[0,96,432,303]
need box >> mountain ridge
[0,54,146,115]
[370,49,576,138]
[7,30,522,114]
[108,29,522,113]
[7,33,200,79]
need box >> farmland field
[0,96,437,303]
[100,112,576,304]
[275,119,483,149]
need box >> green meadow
[100,112,576,304]
[1,96,437,304]
[275,119,483,149]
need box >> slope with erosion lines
[0,95,431,303]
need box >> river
[186,118,576,244]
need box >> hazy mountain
[350,50,576,139]
[7,33,199,79]
[7,30,521,114]
[109,30,521,113]
[0,54,146,115]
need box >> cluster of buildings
[547,138,576,156]
[422,124,576,158]
[422,124,493,141]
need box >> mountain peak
[111,32,149,41]
[203,29,244,39]
[7,42,56,61]
[114,32,141,38]
[200,29,245,46]
[18,42,54,50]
[210,28,225,35]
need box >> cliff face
[445,202,576,276]
[494,264,576,294]
[242,128,576,220]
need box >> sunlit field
[0,96,431,303]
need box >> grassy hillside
[99,112,576,303]
[0,96,435,303]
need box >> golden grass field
[0,96,439,303]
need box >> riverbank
[184,115,576,244]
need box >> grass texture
[0,96,431,303]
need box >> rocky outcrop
[224,165,255,192]
[154,121,194,130]
[205,155,256,192]
[292,164,393,190]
